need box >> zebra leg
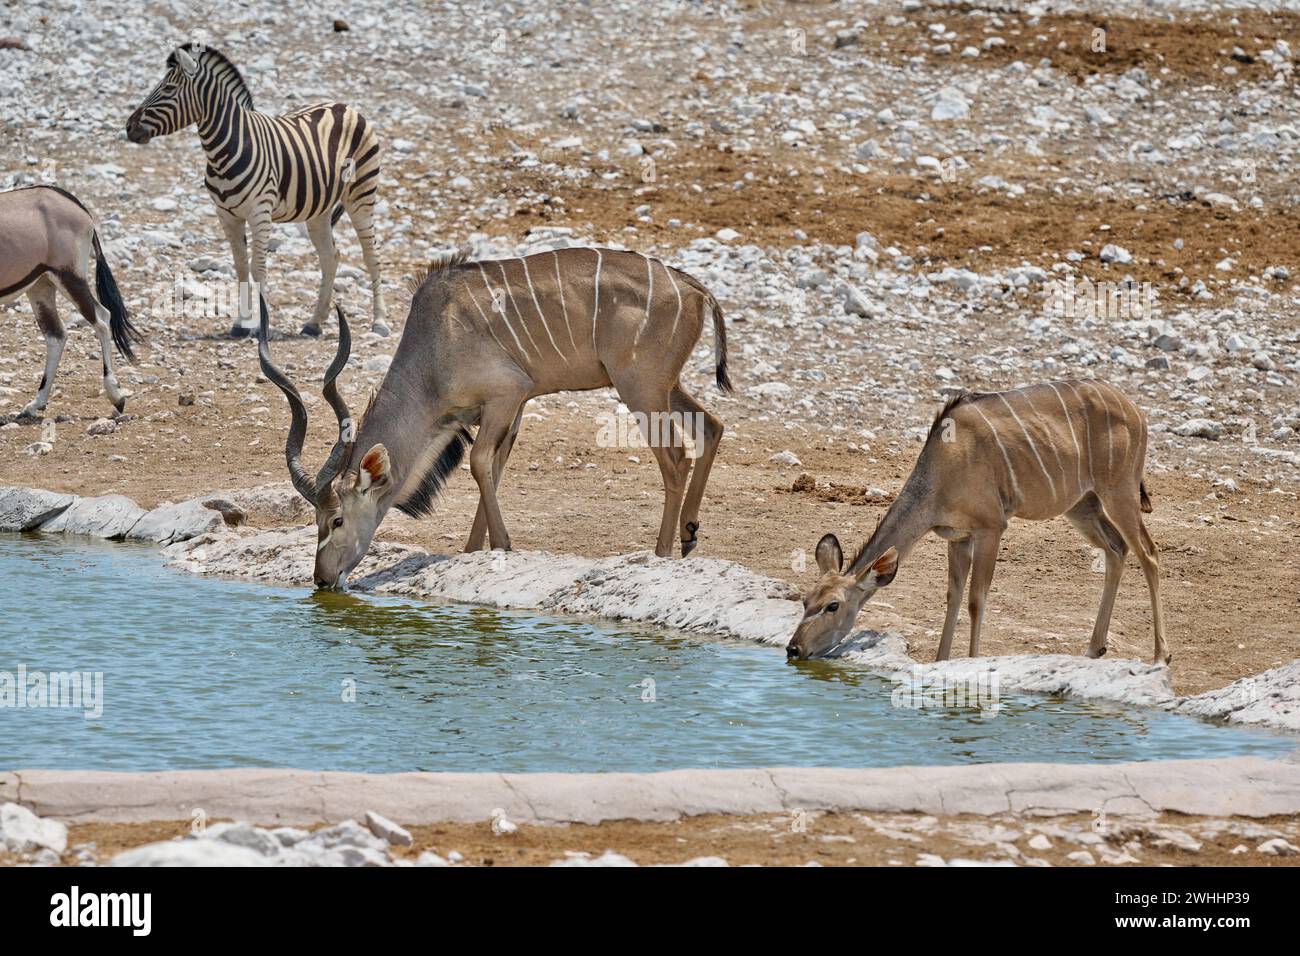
[241,203,275,339]
[217,208,256,337]
[19,278,67,420]
[302,214,336,337]
[345,202,388,336]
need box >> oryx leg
[615,378,690,559]
[935,536,973,662]
[303,213,336,337]
[19,277,67,419]
[1097,488,1170,665]
[58,271,128,414]
[669,383,723,557]
[345,201,388,336]
[465,403,524,553]
[216,207,255,337]
[1064,494,1127,659]
[965,528,1003,658]
[470,395,528,551]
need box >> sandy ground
[5,811,1299,868]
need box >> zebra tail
[707,291,733,394]
[93,231,141,363]
[331,204,345,228]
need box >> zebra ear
[175,47,199,76]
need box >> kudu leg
[669,384,723,557]
[303,214,337,336]
[59,273,128,414]
[617,381,690,558]
[470,399,525,551]
[465,405,524,552]
[936,537,973,661]
[1098,490,1170,665]
[1064,496,1127,658]
[965,529,1002,657]
[21,279,66,418]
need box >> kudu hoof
[681,522,699,557]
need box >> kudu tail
[705,290,733,394]
[93,231,140,363]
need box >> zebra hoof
[228,322,255,339]
[370,321,391,338]
[300,323,323,338]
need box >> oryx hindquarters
[0,185,140,421]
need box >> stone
[1027,834,1052,851]
[365,810,413,847]
[200,821,284,856]
[111,840,272,867]
[1099,244,1132,265]
[1174,418,1222,440]
[86,418,117,436]
[931,87,970,121]
[0,802,68,854]
[127,498,226,545]
[1257,838,1299,856]
[0,486,74,531]
[769,451,802,467]
[40,494,146,539]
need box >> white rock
[1099,244,1132,265]
[40,494,146,539]
[931,87,970,121]
[0,803,68,854]
[769,450,802,467]
[112,839,271,867]
[1066,850,1096,865]
[0,486,74,531]
[1257,838,1299,857]
[365,810,413,847]
[1174,418,1222,440]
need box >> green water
[0,534,1292,773]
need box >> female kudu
[787,382,1170,666]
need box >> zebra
[0,184,140,421]
[125,43,387,338]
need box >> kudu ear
[815,533,843,574]
[855,547,899,591]
[356,444,390,493]
[174,46,199,76]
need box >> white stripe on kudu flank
[971,402,1023,504]
[465,283,515,360]
[1048,382,1085,490]
[633,253,655,348]
[1062,380,1095,488]
[553,251,579,353]
[1085,381,1114,471]
[663,261,684,344]
[496,261,544,358]
[591,250,603,352]
[521,256,566,361]
[1023,387,1068,490]
[477,264,529,359]
[998,393,1056,496]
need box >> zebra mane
[396,426,474,519]
[170,43,255,110]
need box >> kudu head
[257,296,392,589]
[786,534,898,660]
[126,44,209,144]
